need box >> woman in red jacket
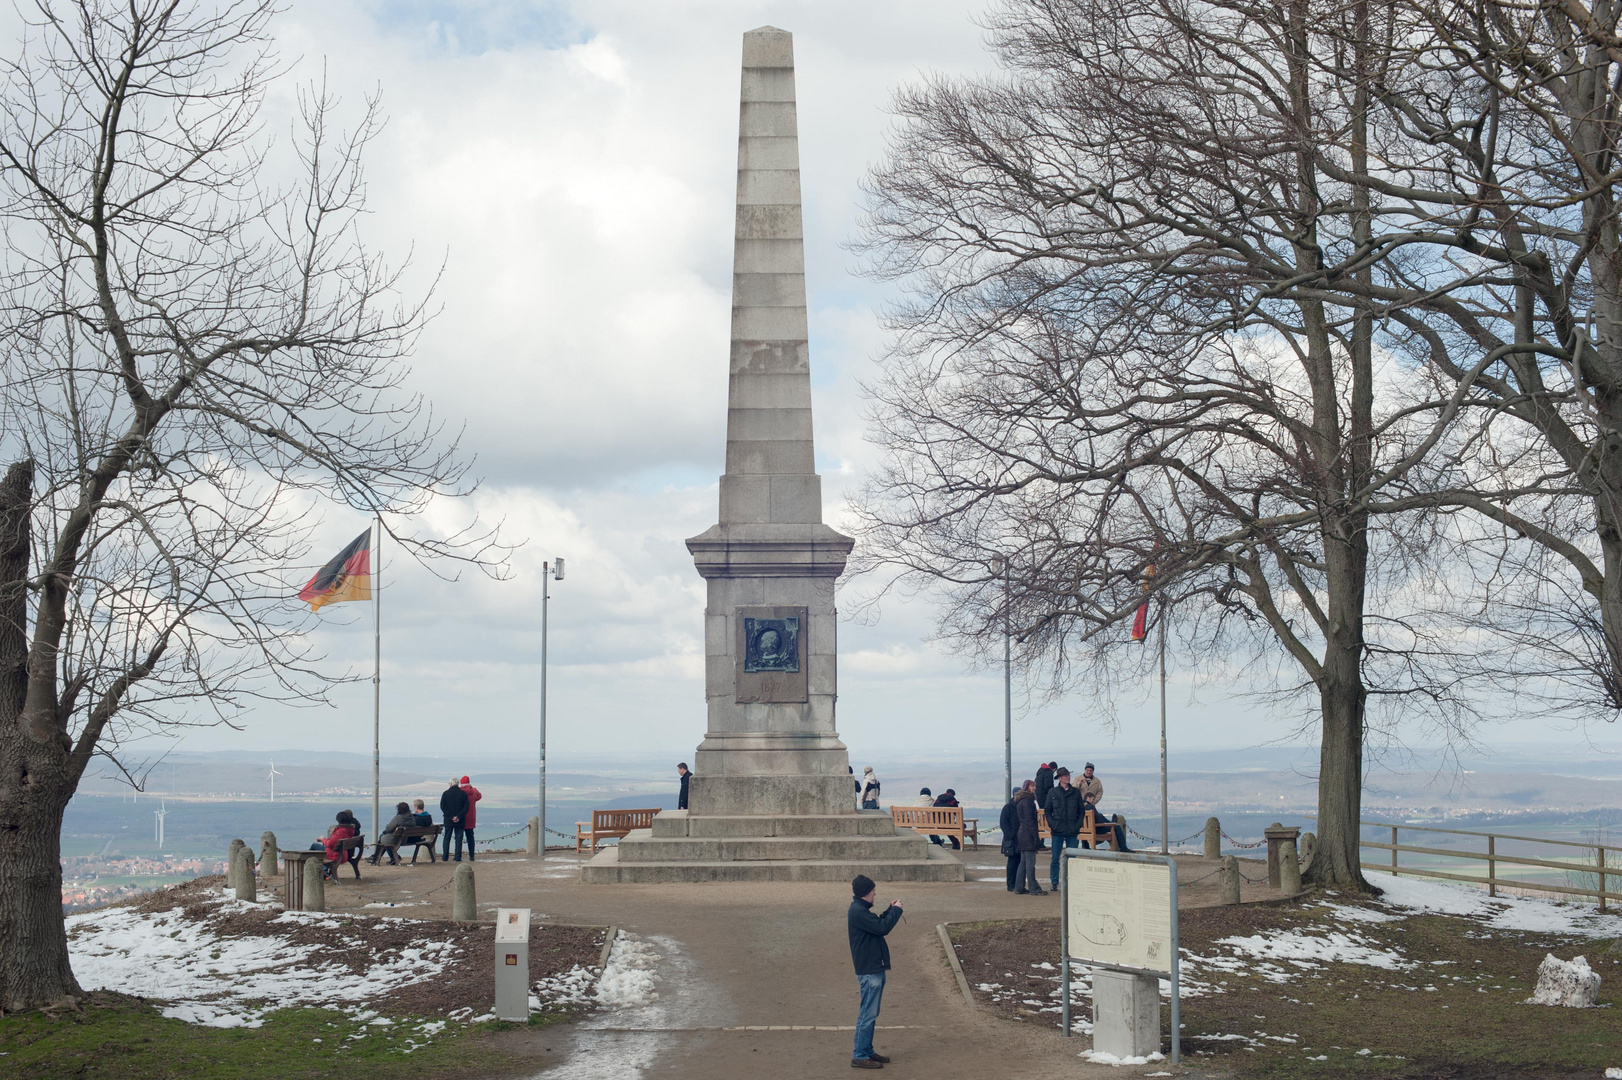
[318,810,359,878]
[459,776,482,861]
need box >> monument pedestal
[581,812,965,883]
[583,25,961,887]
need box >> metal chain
[1221,830,1268,849]
[479,825,527,844]
[1124,825,1206,845]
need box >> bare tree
[853,0,1504,889]
[0,1,501,1011]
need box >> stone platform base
[580,810,966,884]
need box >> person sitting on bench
[312,810,359,878]
[411,799,432,827]
[1079,763,1130,852]
[373,802,416,865]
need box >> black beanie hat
[852,874,875,898]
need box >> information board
[1064,857,1173,974]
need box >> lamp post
[1003,557,1012,804]
[539,557,565,860]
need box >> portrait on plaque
[743,616,800,673]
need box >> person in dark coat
[677,762,691,810]
[372,801,416,865]
[1014,782,1044,894]
[847,873,904,1068]
[412,799,433,827]
[1045,767,1086,889]
[998,788,1021,891]
[439,778,470,862]
[930,789,962,849]
[1033,763,1055,849]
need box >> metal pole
[1060,848,1070,1037]
[372,516,382,850]
[1004,558,1012,804]
[540,562,549,860]
[1159,602,1168,856]
[1168,855,1180,1065]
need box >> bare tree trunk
[1310,518,1371,889]
[0,459,82,1010]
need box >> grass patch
[0,994,572,1080]
[950,901,1622,1079]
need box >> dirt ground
[949,895,1622,1079]
[250,844,1277,1078]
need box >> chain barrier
[1220,830,1267,849]
[479,825,528,844]
[1123,824,1206,846]
[1176,866,1224,888]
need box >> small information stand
[1060,849,1180,1065]
[493,907,532,1021]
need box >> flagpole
[1158,600,1168,856]
[372,515,382,850]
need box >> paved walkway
[315,846,1273,1078]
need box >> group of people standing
[438,775,482,861]
[999,761,1129,895]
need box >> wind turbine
[153,801,168,850]
[267,760,282,802]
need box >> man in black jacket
[439,778,469,862]
[847,874,903,1069]
[677,763,691,810]
[1045,767,1085,890]
[998,788,1020,891]
[929,789,962,849]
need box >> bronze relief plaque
[735,605,809,703]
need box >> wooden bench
[370,825,442,866]
[890,806,979,849]
[323,834,365,879]
[1038,809,1119,851]
[576,808,660,853]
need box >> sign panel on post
[1060,850,1180,1065]
[494,907,532,1022]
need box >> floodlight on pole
[539,557,564,859]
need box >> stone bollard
[234,846,257,903]
[1299,831,1316,872]
[226,839,246,892]
[1218,855,1241,905]
[527,816,540,857]
[1204,817,1222,860]
[260,832,279,876]
[1280,839,1302,897]
[453,863,476,922]
[303,855,326,912]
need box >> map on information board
[1065,857,1173,973]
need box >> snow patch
[1079,1049,1165,1066]
[1525,954,1601,1008]
[1213,929,1412,972]
[595,932,662,1009]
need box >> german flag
[299,529,372,611]
[1131,563,1154,641]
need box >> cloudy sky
[152,0,1606,772]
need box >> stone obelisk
[582,27,961,882]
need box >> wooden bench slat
[890,806,977,849]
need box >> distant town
[61,855,228,913]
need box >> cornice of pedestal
[686,522,854,579]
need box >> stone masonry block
[769,473,823,523]
[719,474,771,523]
[731,304,808,341]
[735,203,803,239]
[734,237,806,275]
[740,101,798,138]
[727,407,813,442]
[738,136,800,172]
[731,339,809,374]
[737,168,801,205]
[728,371,814,409]
[742,27,794,68]
[705,613,729,655]
[741,67,796,102]
[727,439,816,476]
[733,272,808,308]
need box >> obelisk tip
[742,26,793,68]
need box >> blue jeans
[442,822,464,860]
[853,971,886,1060]
[1050,833,1079,888]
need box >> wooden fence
[1359,818,1622,910]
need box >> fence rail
[1357,818,1621,909]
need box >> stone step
[650,809,899,839]
[580,844,966,884]
[615,830,931,863]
